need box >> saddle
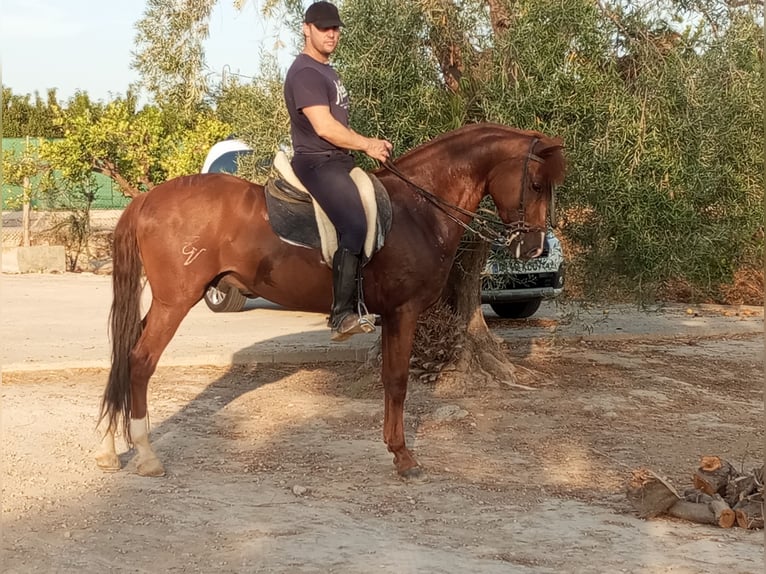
[264,150,392,267]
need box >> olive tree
[133,0,216,116]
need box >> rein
[381,137,547,246]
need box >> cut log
[693,456,737,496]
[627,468,680,518]
[667,501,717,525]
[629,460,762,528]
[682,489,713,504]
[725,474,758,507]
[708,494,735,528]
[699,455,724,472]
[734,500,764,530]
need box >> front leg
[381,310,420,477]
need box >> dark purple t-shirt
[284,53,349,154]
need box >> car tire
[489,299,542,319]
[204,283,248,313]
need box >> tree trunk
[93,160,143,198]
[486,0,515,35]
[21,176,31,247]
[410,234,518,390]
[423,0,468,93]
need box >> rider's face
[304,23,340,61]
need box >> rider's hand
[364,138,393,163]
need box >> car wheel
[204,283,247,313]
[489,299,542,319]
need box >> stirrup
[331,313,376,342]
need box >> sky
[1,0,297,103]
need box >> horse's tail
[99,194,147,439]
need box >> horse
[96,122,566,478]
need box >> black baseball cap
[304,1,344,28]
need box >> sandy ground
[2,273,763,371]
[2,327,764,573]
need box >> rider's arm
[302,105,392,163]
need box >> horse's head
[487,135,566,259]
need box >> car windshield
[206,150,253,174]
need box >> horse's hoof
[398,465,423,480]
[137,457,166,477]
[95,452,121,472]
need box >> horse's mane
[391,122,566,186]
[392,123,525,161]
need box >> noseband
[382,137,552,246]
[511,137,545,236]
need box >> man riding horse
[284,1,393,341]
[96,6,565,477]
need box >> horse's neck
[397,150,486,215]
[388,152,486,253]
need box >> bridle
[381,137,553,247]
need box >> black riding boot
[329,248,375,341]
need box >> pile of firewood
[627,456,763,529]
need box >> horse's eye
[532,182,543,192]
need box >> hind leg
[95,424,121,471]
[128,300,192,476]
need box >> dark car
[480,231,565,318]
[200,140,565,317]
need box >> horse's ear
[539,137,565,155]
[538,136,566,185]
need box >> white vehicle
[200,138,255,312]
[201,137,253,175]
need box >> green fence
[2,138,131,210]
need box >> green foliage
[2,139,55,209]
[41,92,233,196]
[41,175,100,271]
[162,115,233,179]
[456,0,762,302]
[42,96,164,196]
[133,0,215,115]
[335,0,457,165]
[215,56,291,181]
[14,0,755,303]
[2,87,63,138]
[213,0,760,302]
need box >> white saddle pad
[273,150,378,266]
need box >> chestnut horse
[96,122,565,478]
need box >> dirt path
[2,331,763,573]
